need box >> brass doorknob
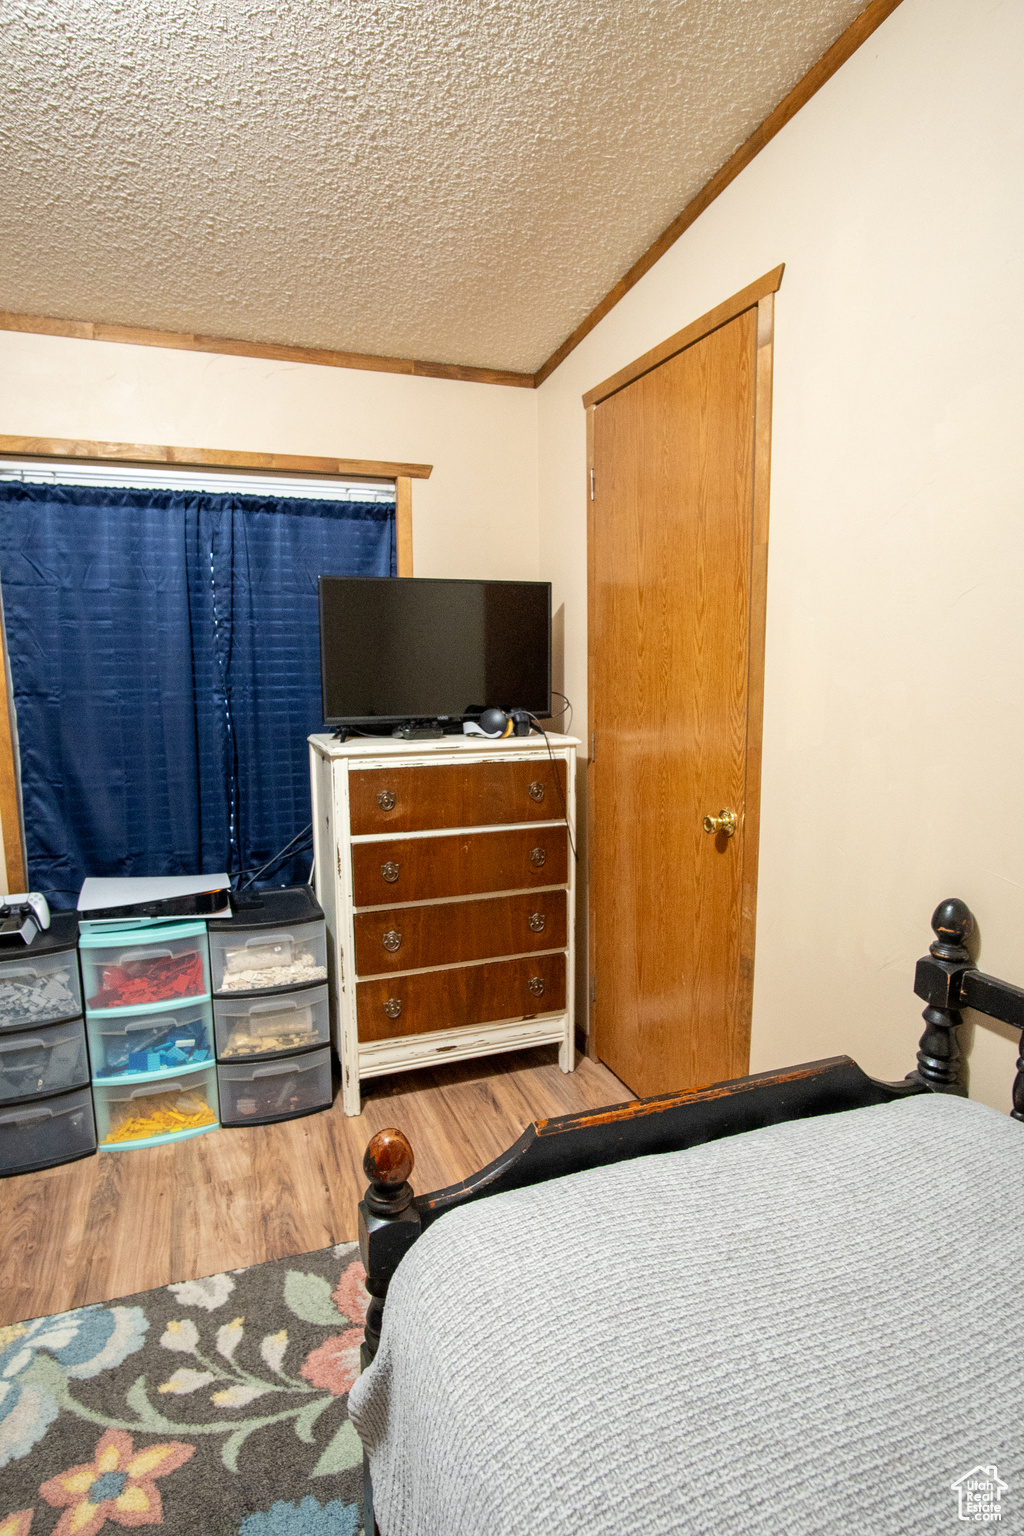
[703,808,739,838]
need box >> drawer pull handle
[528,781,545,802]
[528,976,545,997]
[381,860,400,883]
[528,912,546,932]
[377,790,397,812]
[530,847,547,868]
[382,930,402,953]
[383,997,402,1019]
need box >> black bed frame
[355,897,1024,1533]
[358,897,1024,1370]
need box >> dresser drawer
[352,826,568,906]
[349,759,567,834]
[357,953,566,1041]
[353,890,567,975]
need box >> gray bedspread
[348,1093,1024,1534]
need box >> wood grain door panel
[353,890,567,975]
[357,953,566,1041]
[352,827,568,906]
[349,759,568,834]
[590,308,757,1098]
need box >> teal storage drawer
[94,1064,219,1150]
[80,922,210,1013]
[87,1000,214,1081]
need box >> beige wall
[0,328,541,900]
[2,0,1020,1111]
[0,329,540,582]
[537,0,1024,1110]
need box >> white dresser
[308,731,578,1115]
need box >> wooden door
[587,278,776,1098]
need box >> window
[0,458,398,904]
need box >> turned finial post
[910,898,972,1096]
[363,1126,415,1213]
[358,1127,422,1369]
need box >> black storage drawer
[217,1046,332,1126]
[0,1017,89,1105]
[0,1085,97,1176]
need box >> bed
[348,899,1024,1535]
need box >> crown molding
[0,310,534,390]
[0,0,904,394]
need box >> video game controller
[0,892,52,945]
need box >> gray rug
[0,1243,366,1535]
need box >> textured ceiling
[2,0,868,373]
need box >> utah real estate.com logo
[951,1466,1008,1523]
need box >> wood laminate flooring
[0,1045,630,1326]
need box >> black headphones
[476,707,533,738]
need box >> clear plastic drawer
[0,1018,90,1105]
[87,1001,214,1081]
[94,1065,219,1150]
[0,1086,96,1176]
[210,921,327,995]
[213,985,330,1061]
[0,949,83,1033]
[80,923,209,1012]
[217,1046,332,1125]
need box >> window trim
[0,435,430,891]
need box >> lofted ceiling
[3,0,870,375]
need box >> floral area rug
[0,1243,368,1536]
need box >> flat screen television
[318,576,551,727]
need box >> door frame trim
[582,264,783,409]
[584,273,779,1068]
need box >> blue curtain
[0,482,395,906]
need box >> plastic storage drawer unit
[80,922,210,1012]
[94,1065,219,1150]
[88,1001,214,1081]
[0,912,83,1033]
[214,985,330,1061]
[208,887,327,995]
[0,1018,90,1105]
[0,1084,97,1176]
[217,1046,332,1125]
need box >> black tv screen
[319,576,551,725]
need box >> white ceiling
[2,0,869,374]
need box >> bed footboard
[358,1053,919,1366]
[358,896,1024,1370]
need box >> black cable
[235,823,313,891]
[333,724,379,741]
[549,690,574,735]
[237,839,312,892]
[527,712,578,863]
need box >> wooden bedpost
[910,898,972,1096]
[358,1126,422,1368]
[1013,1040,1024,1123]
